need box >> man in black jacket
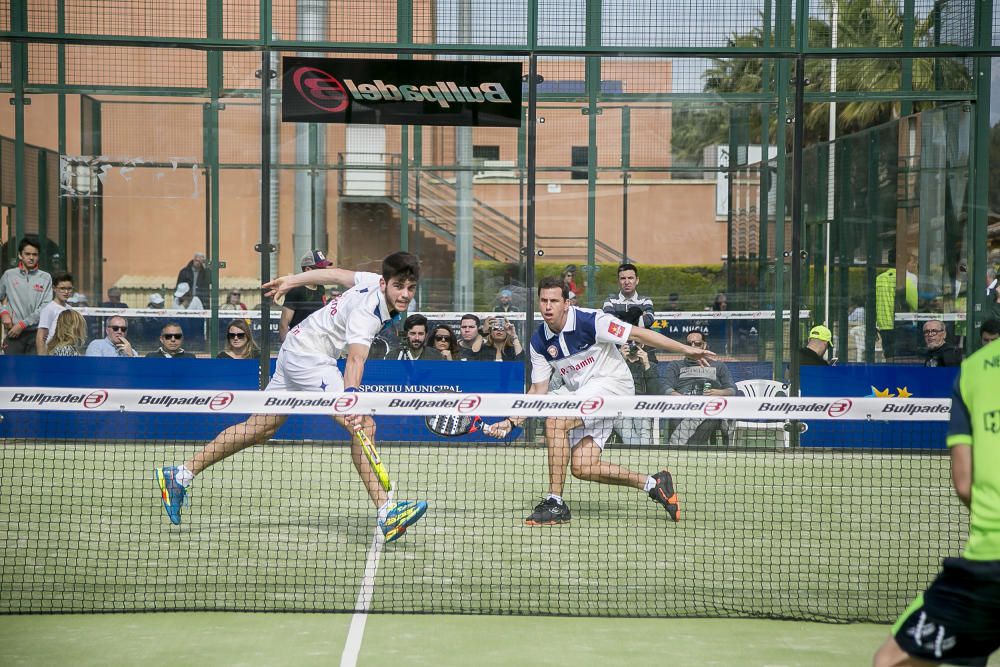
[922,318,963,367]
[175,252,210,305]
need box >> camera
[626,341,638,354]
[491,318,508,331]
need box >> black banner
[281,57,522,128]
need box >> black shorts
[893,558,1000,666]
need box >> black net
[0,388,962,621]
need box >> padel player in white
[488,276,714,526]
[154,251,427,543]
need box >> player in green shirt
[873,338,1000,666]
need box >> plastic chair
[732,379,792,448]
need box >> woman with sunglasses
[217,319,259,359]
[430,324,460,360]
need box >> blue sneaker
[154,466,187,525]
[379,499,428,543]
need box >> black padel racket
[424,414,493,437]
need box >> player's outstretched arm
[629,326,716,364]
[262,268,358,299]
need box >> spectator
[146,322,196,358]
[875,248,918,360]
[603,262,654,329]
[99,286,128,309]
[481,315,524,361]
[172,282,203,310]
[388,314,443,361]
[457,313,491,360]
[85,315,138,357]
[922,318,963,367]
[327,286,343,302]
[561,265,582,300]
[147,293,165,309]
[493,288,515,313]
[36,271,74,355]
[47,309,88,356]
[986,265,997,296]
[663,330,737,446]
[986,283,1000,323]
[217,319,259,359]
[279,250,331,341]
[0,237,53,355]
[567,290,578,307]
[712,292,728,311]
[667,293,680,310]
[611,340,663,445]
[220,290,247,311]
[430,324,460,360]
[981,318,1000,347]
[800,325,833,366]
[176,252,209,304]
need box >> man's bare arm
[263,268,358,299]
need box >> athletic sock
[643,476,656,492]
[176,465,194,487]
[545,494,563,505]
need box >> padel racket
[424,414,494,438]
[354,427,392,492]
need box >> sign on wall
[282,57,522,127]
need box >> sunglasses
[109,325,128,332]
[227,332,246,339]
[162,333,183,340]
[434,335,452,341]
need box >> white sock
[643,476,656,492]
[176,465,194,487]
[545,494,563,505]
[377,499,391,523]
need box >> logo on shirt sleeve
[608,322,625,337]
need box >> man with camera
[662,329,736,446]
[611,339,663,445]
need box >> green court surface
[1,440,963,624]
[0,612,983,667]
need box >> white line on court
[340,526,383,667]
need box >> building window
[571,146,589,180]
[473,145,500,161]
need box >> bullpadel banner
[282,56,522,127]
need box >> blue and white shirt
[529,307,634,394]
[282,272,391,359]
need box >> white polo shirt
[281,272,391,359]
[528,306,634,395]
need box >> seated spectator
[667,293,680,311]
[611,340,663,445]
[981,318,1000,347]
[37,271,74,355]
[48,309,88,356]
[800,325,833,366]
[388,314,443,361]
[493,289,515,313]
[147,293,166,309]
[663,330,737,446]
[146,322,196,358]
[172,282,203,310]
[457,314,491,361]
[220,291,247,311]
[217,319,259,359]
[712,292,728,311]
[922,319,963,367]
[85,315,138,357]
[99,286,128,309]
[481,316,524,361]
[430,324,460,360]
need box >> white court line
[340,526,383,667]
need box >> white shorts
[265,349,344,393]
[551,377,633,451]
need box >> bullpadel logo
[290,66,513,113]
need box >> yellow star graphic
[872,386,895,398]
[896,387,913,398]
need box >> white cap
[68,292,87,304]
[174,282,191,298]
[148,293,165,305]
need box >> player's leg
[524,416,577,526]
[333,413,427,543]
[872,637,937,667]
[568,420,681,522]
[154,413,288,525]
